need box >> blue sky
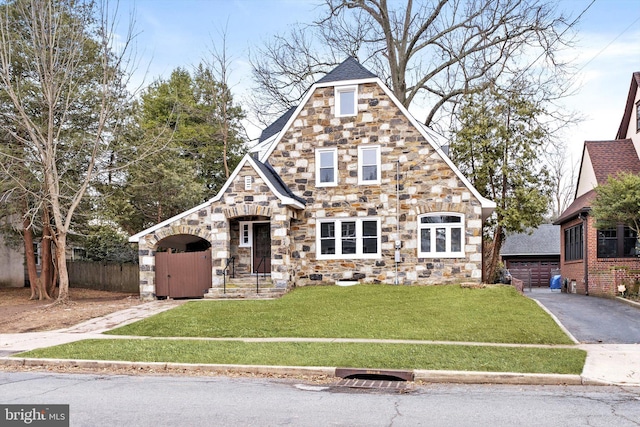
[117,0,640,161]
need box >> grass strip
[106,285,573,345]
[18,339,586,375]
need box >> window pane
[597,229,617,258]
[339,90,355,115]
[321,239,335,255]
[320,168,334,183]
[362,148,376,164]
[341,222,356,254]
[421,229,431,253]
[320,152,333,168]
[451,228,462,252]
[362,165,377,181]
[362,221,377,237]
[363,237,377,253]
[421,215,461,224]
[436,228,446,252]
[623,227,637,257]
[321,223,334,238]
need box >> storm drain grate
[334,368,415,392]
[336,378,414,392]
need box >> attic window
[636,100,640,132]
[335,85,357,117]
[244,176,252,190]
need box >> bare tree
[0,0,135,303]
[547,142,577,220]
[250,0,576,128]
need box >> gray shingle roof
[259,106,297,143]
[252,158,306,205]
[316,56,377,84]
[500,224,560,256]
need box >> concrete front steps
[205,276,288,300]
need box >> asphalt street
[1,371,640,426]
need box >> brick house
[129,58,496,300]
[554,72,640,297]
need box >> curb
[0,357,600,386]
[615,297,640,309]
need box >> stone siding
[266,82,484,286]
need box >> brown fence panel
[67,261,139,294]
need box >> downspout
[582,212,589,296]
[395,160,400,285]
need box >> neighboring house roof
[616,71,640,139]
[316,56,377,84]
[554,189,596,225]
[259,106,297,143]
[586,139,640,184]
[501,224,560,257]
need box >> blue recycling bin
[550,275,562,290]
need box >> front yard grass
[107,284,574,344]
[19,339,586,375]
[18,285,586,374]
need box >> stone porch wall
[137,207,212,300]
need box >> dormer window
[335,85,357,117]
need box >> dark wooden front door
[253,223,271,274]
[156,249,212,298]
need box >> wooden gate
[156,249,212,298]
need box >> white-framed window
[316,217,380,259]
[358,145,381,184]
[417,213,465,258]
[244,176,252,190]
[239,222,251,247]
[315,147,338,187]
[335,85,357,117]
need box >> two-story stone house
[130,58,496,300]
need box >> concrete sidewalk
[1,297,639,386]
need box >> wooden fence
[67,261,139,294]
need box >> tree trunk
[55,232,70,303]
[40,209,53,299]
[23,218,40,300]
[485,225,505,284]
[47,239,58,297]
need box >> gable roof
[501,224,560,256]
[316,56,377,84]
[129,154,305,243]
[585,139,640,184]
[616,72,640,139]
[256,58,496,219]
[554,189,596,225]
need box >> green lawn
[107,284,573,344]
[19,339,586,375]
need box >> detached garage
[501,224,560,288]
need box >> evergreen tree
[452,83,552,282]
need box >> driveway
[527,289,640,344]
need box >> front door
[253,222,271,274]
